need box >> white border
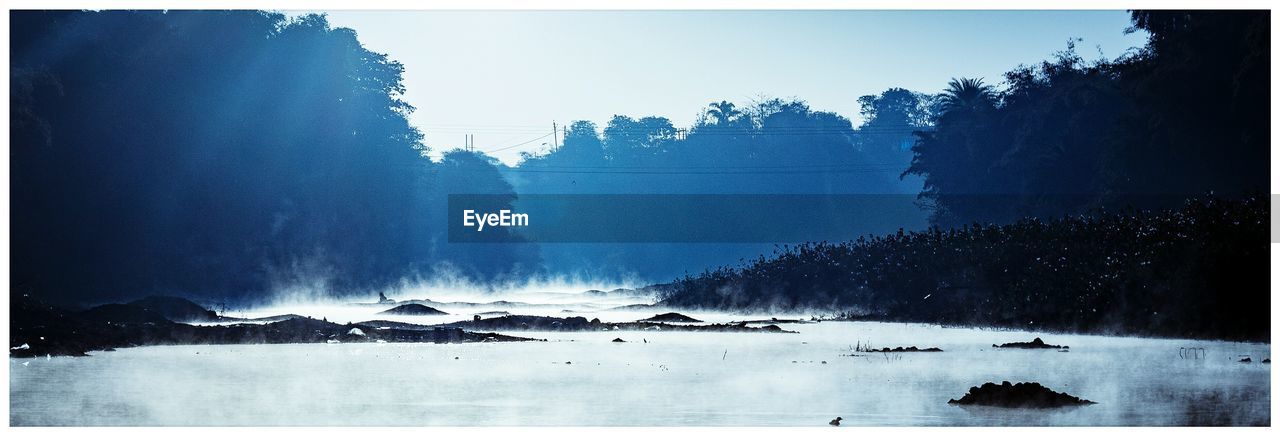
[2,1,1276,435]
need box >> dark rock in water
[612,338,626,343]
[245,314,303,323]
[638,312,702,323]
[127,296,219,323]
[736,318,810,325]
[12,292,116,357]
[607,303,656,311]
[869,346,942,352]
[948,381,1095,408]
[993,337,1067,349]
[1239,357,1252,363]
[10,293,537,357]
[378,303,449,316]
[430,314,794,333]
[1263,358,1271,364]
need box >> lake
[9,303,1271,426]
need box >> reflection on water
[9,311,1271,426]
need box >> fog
[232,274,651,323]
[10,292,1271,426]
[11,321,1269,426]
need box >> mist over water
[10,312,1270,426]
[242,274,651,320]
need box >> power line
[481,132,554,153]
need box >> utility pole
[552,121,559,152]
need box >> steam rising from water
[240,268,651,324]
[11,320,1270,426]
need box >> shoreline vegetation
[656,195,1269,342]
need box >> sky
[313,10,1148,165]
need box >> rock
[869,346,942,352]
[637,312,702,323]
[948,381,1095,408]
[993,337,1067,349]
[612,338,626,343]
[1239,357,1252,363]
[378,304,449,316]
[11,293,538,357]
[422,314,795,333]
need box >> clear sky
[314,10,1148,165]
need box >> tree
[904,11,1267,227]
[10,11,431,304]
[703,100,743,126]
[854,88,939,194]
[938,78,996,113]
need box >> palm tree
[705,100,741,126]
[939,78,995,113]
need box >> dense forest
[906,11,1268,227]
[11,11,534,305]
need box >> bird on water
[829,417,842,426]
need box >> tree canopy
[905,11,1268,227]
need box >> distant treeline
[659,195,1269,341]
[508,96,934,280]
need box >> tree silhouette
[939,78,996,113]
